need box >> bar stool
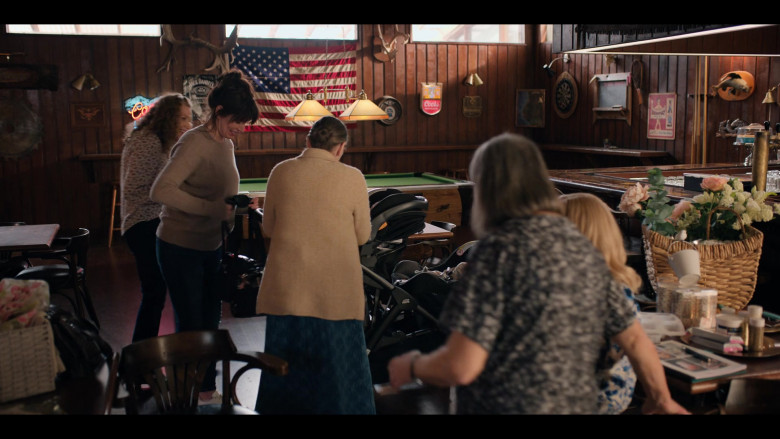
[108,181,121,247]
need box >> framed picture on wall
[647,93,676,140]
[70,102,106,127]
[516,89,545,128]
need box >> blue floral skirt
[255,315,376,414]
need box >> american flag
[231,43,357,132]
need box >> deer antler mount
[373,25,410,63]
[157,25,239,75]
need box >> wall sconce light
[542,54,570,78]
[464,73,484,87]
[763,84,778,122]
[71,73,100,91]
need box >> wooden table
[0,224,60,252]
[407,222,455,242]
[540,144,678,169]
[665,347,780,396]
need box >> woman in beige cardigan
[255,116,374,414]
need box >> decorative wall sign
[420,82,442,116]
[515,89,545,128]
[183,74,216,123]
[711,70,755,101]
[553,72,577,119]
[0,98,43,158]
[376,96,402,126]
[0,64,58,91]
[462,96,482,118]
[123,95,155,121]
[647,93,676,140]
[70,103,106,127]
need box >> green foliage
[642,168,676,236]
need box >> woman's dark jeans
[124,218,167,343]
[156,237,223,392]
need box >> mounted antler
[157,25,239,75]
[373,24,410,63]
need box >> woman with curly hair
[120,92,192,343]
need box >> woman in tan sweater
[150,70,258,404]
[255,116,374,414]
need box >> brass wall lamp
[71,73,100,91]
[542,54,570,78]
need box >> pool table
[239,172,474,227]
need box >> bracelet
[409,352,423,384]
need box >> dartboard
[553,71,578,119]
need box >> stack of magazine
[656,340,747,382]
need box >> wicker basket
[0,322,59,403]
[642,223,764,311]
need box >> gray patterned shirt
[439,214,636,414]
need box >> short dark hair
[207,69,259,124]
[307,116,348,151]
[469,133,562,237]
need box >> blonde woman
[561,192,643,414]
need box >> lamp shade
[338,90,389,121]
[285,91,335,121]
[464,73,483,86]
[762,89,777,105]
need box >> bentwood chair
[15,228,100,328]
[116,329,288,415]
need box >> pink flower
[701,176,729,192]
[671,200,693,219]
[619,182,649,216]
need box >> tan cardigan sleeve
[352,170,371,245]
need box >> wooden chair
[15,228,100,328]
[116,329,288,415]
[107,181,121,248]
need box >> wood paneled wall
[1,24,778,242]
[0,24,535,240]
[540,25,780,165]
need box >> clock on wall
[553,71,578,119]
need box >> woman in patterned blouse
[387,133,688,415]
[120,93,192,343]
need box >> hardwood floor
[87,237,267,411]
[87,237,449,414]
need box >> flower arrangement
[618,168,780,243]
